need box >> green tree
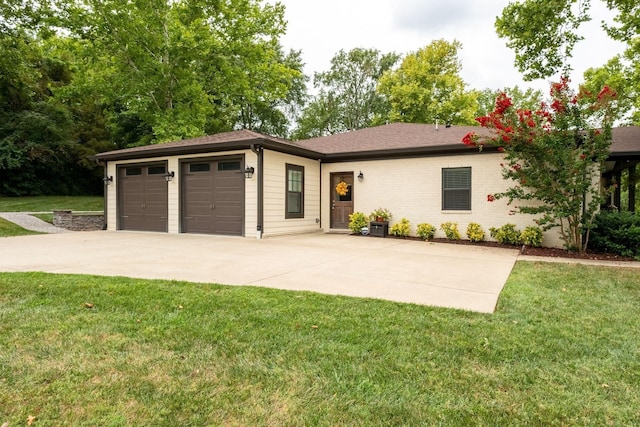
[475,86,543,118]
[495,0,591,81]
[291,93,341,140]
[377,39,478,125]
[0,30,81,195]
[582,56,638,124]
[463,79,618,252]
[0,0,305,195]
[60,0,302,143]
[293,48,399,139]
[495,0,640,122]
[232,48,307,138]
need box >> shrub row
[489,224,543,247]
[589,211,640,258]
[347,213,545,247]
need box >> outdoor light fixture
[244,166,255,179]
[103,176,113,185]
[357,171,364,180]
[163,171,175,182]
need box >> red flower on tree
[462,132,477,146]
[459,78,617,253]
[597,86,616,101]
[551,99,565,113]
[495,92,513,115]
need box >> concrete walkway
[0,212,69,233]
[0,231,520,313]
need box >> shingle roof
[298,122,493,155]
[610,126,640,157]
[92,123,640,162]
[92,129,320,161]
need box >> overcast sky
[272,0,626,95]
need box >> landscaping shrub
[520,226,543,247]
[389,218,410,237]
[590,211,640,258]
[416,223,436,241]
[348,212,368,234]
[440,222,460,240]
[490,223,521,245]
[369,207,392,221]
[466,222,485,242]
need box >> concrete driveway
[0,231,519,313]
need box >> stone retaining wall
[53,210,105,231]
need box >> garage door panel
[184,177,211,189]
[184,191,211,203]
[182,158,244,235]
[214,205,241,216]
[183,217,210,233]
[118,164,168,232]
[215,192,242,202]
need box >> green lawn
[0,217,42,237]
[0,195,103,212]
[1,262,638,425]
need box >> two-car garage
[117,156,244,235]
[95,129,324,238]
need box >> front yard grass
[0,218,42,237]
[0,195,103,212]
[1,262,638,425]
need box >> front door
[330,172,354,229]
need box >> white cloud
[273,0,626,95]
[392,0,484,33]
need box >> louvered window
[442,167,471,210]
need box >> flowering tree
[462,78,617,252]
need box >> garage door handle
[210,203,215,210]
[142,203,146,209]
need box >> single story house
[92,123,640,247]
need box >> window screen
[286,164,304,218]
[442,167,471,210]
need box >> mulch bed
[429,237,636,262]
[365,234,636,262]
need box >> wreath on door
[335,181,349,196]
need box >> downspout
[318,158,323,230]
[96,159,108,230]
[251,144,264,239]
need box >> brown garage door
[181,157,244,235]
[118,163,168,232]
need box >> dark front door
[118,163,168,232]
[182,158,244,235]
[330,172,354,229]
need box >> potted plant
[369,208,392,222]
